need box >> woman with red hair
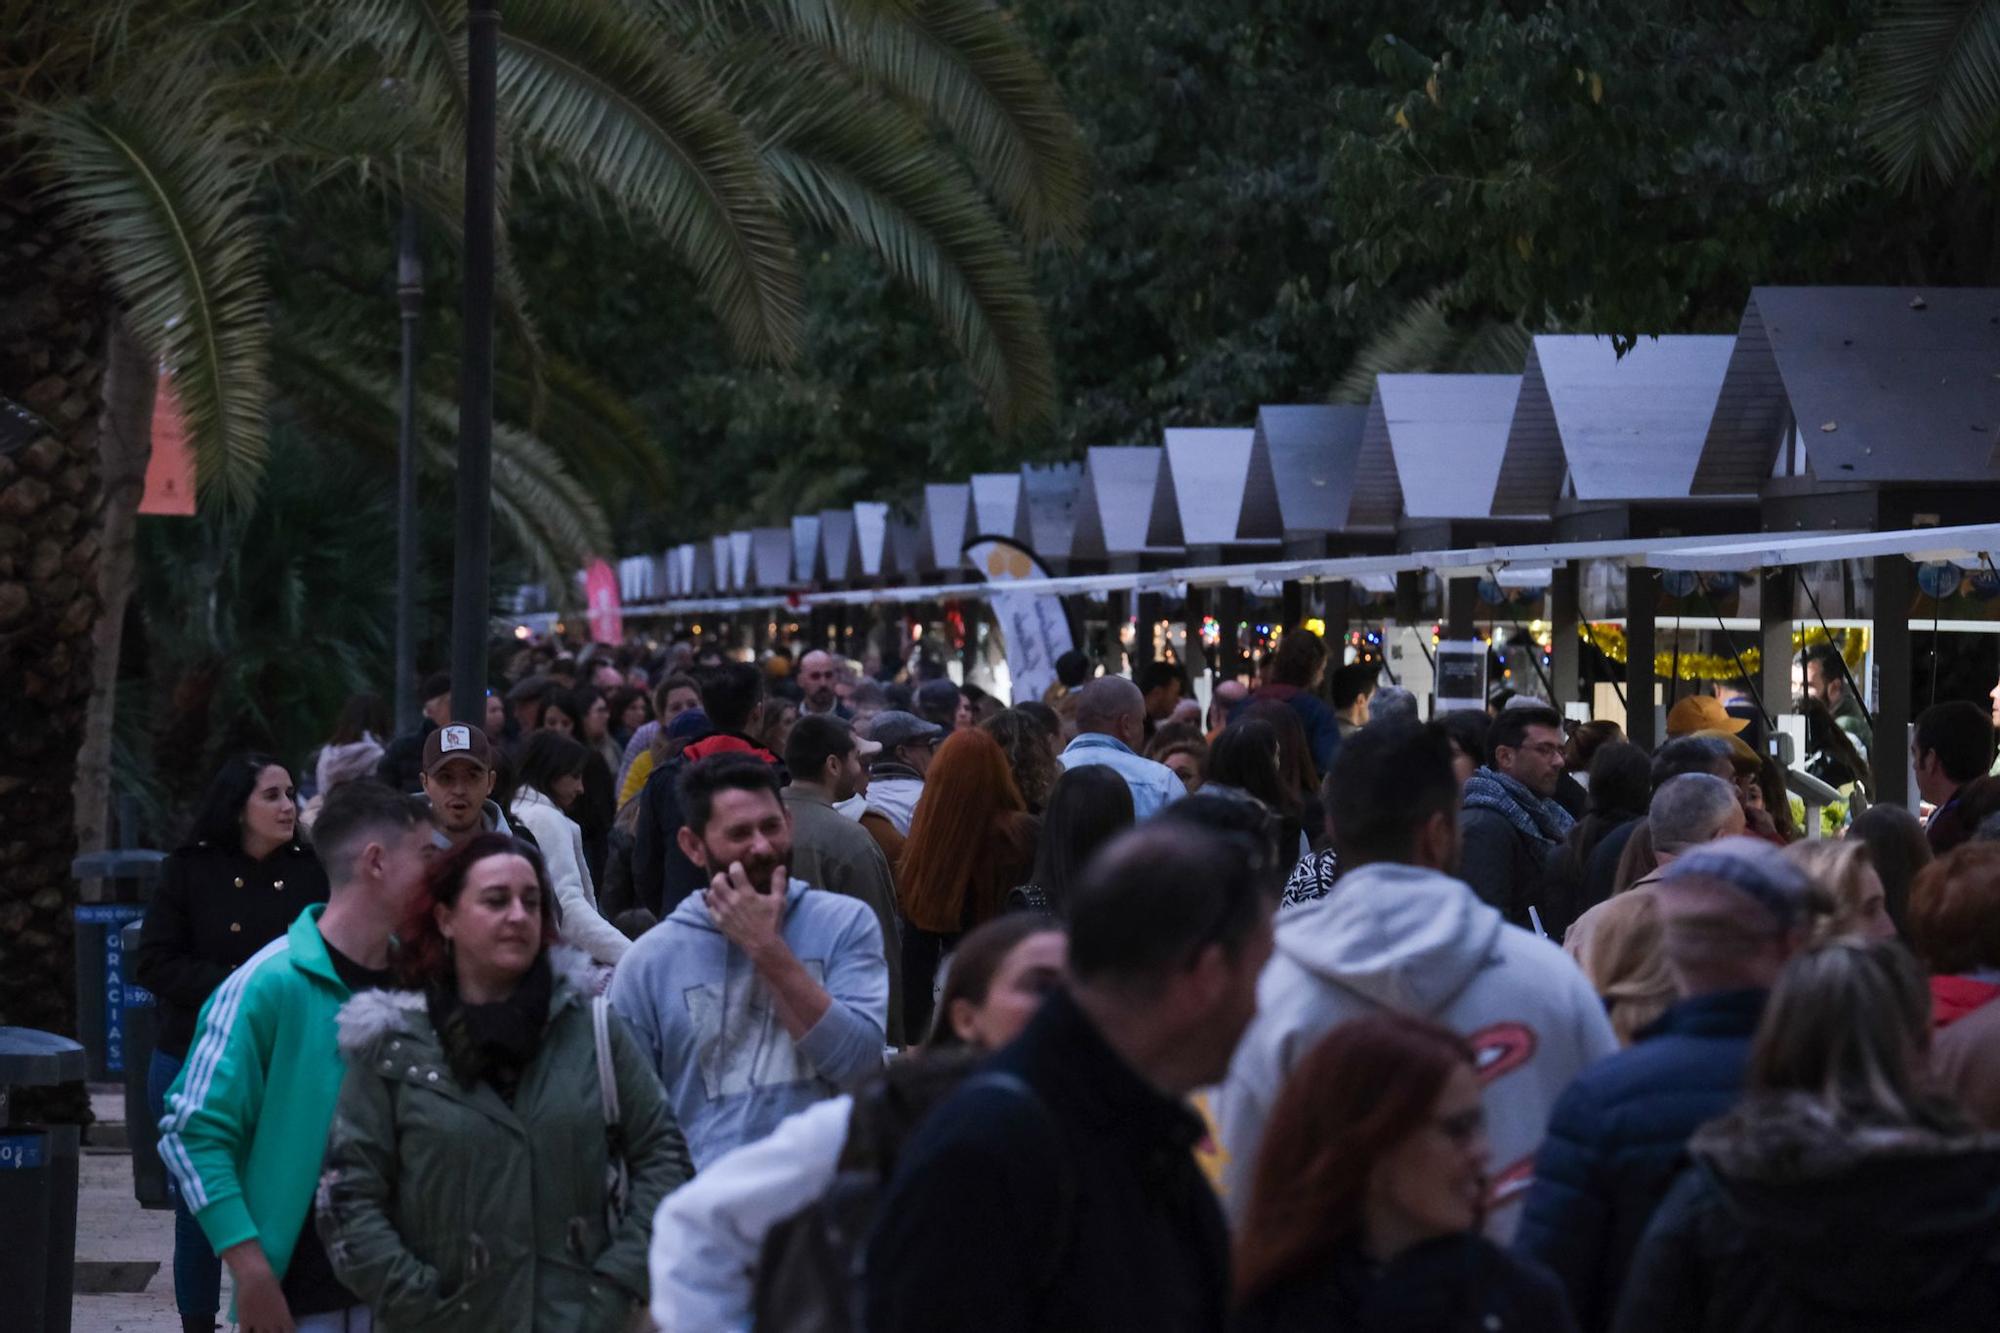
[1234,1012,1575,1332]
[895,728,1040,1037]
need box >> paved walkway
[73,1087,214,1333]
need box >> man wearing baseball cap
[861,711,944,837]
[417,723,536,852]
[1664,693,1750,742]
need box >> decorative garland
[1578,623,1868,683]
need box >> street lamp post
[393,203,422,736]
[450,0,500,725]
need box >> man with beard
[608,754,888,1167]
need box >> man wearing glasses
[1459,703,1575,930]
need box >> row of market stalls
[603,287,2000,807]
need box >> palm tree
[1860,1,2000,191]
[0,0,1085,1040]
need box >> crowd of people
[132,627,2000,1331]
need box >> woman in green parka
[318,832,691,1330]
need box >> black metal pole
[393,202,423,737]
[450,0,500,725]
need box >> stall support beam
[1626,567,1659,751]
[1323,582,1350,666]
[1184,585,1210,691]
[1135,592,1162,669]
[1394,570,1424,628]
[1281,580,1304,632]
[1218,585,1246,683]
[1872,555,1912,809]
[1550,564,1580,709]
[1760,566,1794,720]
[1446,578,1477,642]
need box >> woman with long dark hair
[1542,740,1651,940]
[511,731,628,967]
[136,754,328,1332]
[320,834,687,1329]
[1006,763,1136,917]
[1243,699,1324,845]
[896,728,1040,1037]
[1234,1012,1575,1332]
[1210,716,1309,874]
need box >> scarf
[1463,766,1575,847]
[428,950,554,1103]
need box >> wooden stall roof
[969,472,1027,542]
[1354,374,1523,524]
[1494,335,1735,515]
[1240,404,1369,539]
[1149,428,1276,548]
[1694,286,2000,493]
[918,482,972,574]
[1021,462,1084,563]
[1070,445,1177,559]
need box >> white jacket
[649,1094,853,1332]
[1212,860,1617,1241]
[511,785,628,966]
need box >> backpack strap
[957,1072,1077,1294]
[593,996,630,1224]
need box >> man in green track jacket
[158,784,437,1332]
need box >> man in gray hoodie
[1212,720,1617,1241]
[609,754,888,1168]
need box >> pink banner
[585,559,623,645]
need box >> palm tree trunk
[71,317,156,871]
[0,178,108,1072]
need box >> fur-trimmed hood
[1687,1092,2000,1314]
[335,944,597,1058]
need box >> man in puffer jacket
[1514,840,1826,1330]
[1213,721,1616,1242]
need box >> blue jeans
[148,1049,222,1319]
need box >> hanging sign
[139,371,196,516]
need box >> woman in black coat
[134,753,328,1332]
[1615,938,2000,1333]
[1233,1013,1576,1333]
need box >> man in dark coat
[1514,839,1825,1330]
[374,671,452,793]
[864,821,1277,1332]
[631,663,785,917]
[1459,704,1572,927]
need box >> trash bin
[119,919,169,1210]
[71,846,165,1083]
[0,1027,87,1333]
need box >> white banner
[964,537,1074,705]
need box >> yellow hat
[1666,693,1748,738]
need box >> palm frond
[738,41,1054,430]
[501,355,673,505]
[499,0,804,362]
[742,0,1089,246]
[23,78,272,504]
[1330,290,1529,404]
[1862,0,2000,191]
[271,333,610,582]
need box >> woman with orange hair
[895,728,1040,1037]
[1233,1012,1575,1332]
